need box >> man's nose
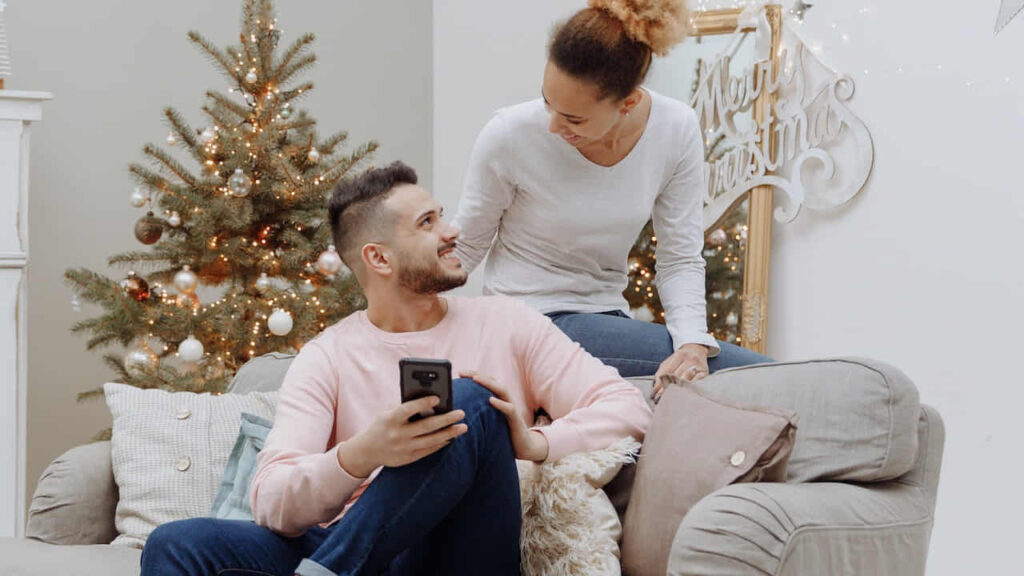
[441,220,459,241]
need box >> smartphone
[399,358,453,422]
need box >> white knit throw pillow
[518,437,642,576]
[104,383,278,548]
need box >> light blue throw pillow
[210,412,274,521]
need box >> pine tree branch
[129,163,172,193]
[85,333,120,351]
[164,107,198,149]
[319,141,378,185]
[256,0,275,81]
[280,81,314,102]
[319,131,349,155]
[204,91,251,122]
[77,387,107,403]
[278,118,316,132]
[275,54,316,87]
[187,31,239,81]
[143,144,199,188]
[272,33,315,83]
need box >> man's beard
[396,252,467,295]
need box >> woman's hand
[460,370,549,462]
[652,343,709,402]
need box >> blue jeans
[140,379,521,576]
[547,310,771,377]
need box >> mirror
[625,5,782,354]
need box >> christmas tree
[624,59,748,344]
[65,0,376,399]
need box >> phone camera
[412,370,438,387]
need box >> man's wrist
[528,430,550,463]
[336,437,373,479]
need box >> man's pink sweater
[251,295,653,535]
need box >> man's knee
[142,518,214,565]
[452,377,494,411]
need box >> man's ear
[361,243,392,277]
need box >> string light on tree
[198,126,217,145]
[788,1,813,23]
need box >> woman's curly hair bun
[587,0,689,56]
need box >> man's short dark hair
[328,161,419,269]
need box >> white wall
[7,0,432,511]
[435,0,1024,573]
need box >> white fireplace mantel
[1,90,52,538]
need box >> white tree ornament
[0,1,12,82]
[996,0,1024,34]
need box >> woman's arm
[451,114,516,274]
[651,108,720,355]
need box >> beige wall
[6,0,432,511]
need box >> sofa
[0,356,944,575]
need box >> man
[140,161,653,576]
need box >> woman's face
[541,62,625,148]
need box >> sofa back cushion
[697,357,920,483]
[26,440,119,545]
[228,352,295,394]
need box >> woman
[452,0,769,396]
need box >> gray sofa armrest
[26,441,118,546]
[667,480,935,576]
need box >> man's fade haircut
[328,161,419,269]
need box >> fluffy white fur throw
[518,437,642,576]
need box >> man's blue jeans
[547,310,771,377]
[140,379,521,576]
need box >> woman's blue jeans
[546,310,771,377]
[139,379,521,576]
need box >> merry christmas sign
[692,8,874,227]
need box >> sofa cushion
[697,357,920,483]
[210,413,274,521]
[621,379,797,576]
[26,441,118,546]
[104,383,278,548]
[228,352,295,394]
[0,538,141,576]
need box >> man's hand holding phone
[336,398,467,479]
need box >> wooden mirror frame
[692,5,782,355]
